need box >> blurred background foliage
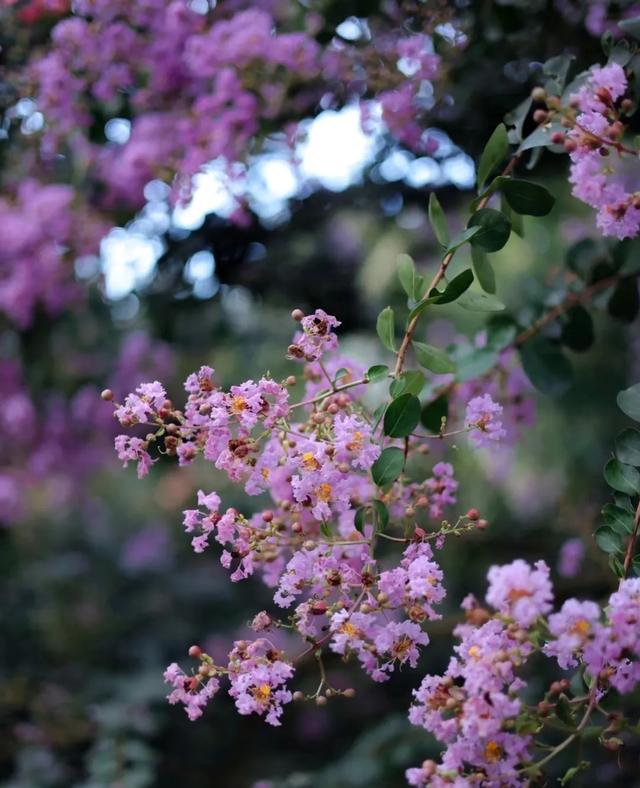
[2,0,640,786]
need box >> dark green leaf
[354,507,366,533]
[616,428,640,466]
[608,277,640,323]
[560,306,594,353]
[614,493,635,512]
[468,208,511,252]
[504,97,532,145]
[413,341,456,374]
[383,393,421,438]
[365,364,389,383]
[428,193,449,247]
[457,290,506,312]
[430,269,475,305]
[520,338,573,397]
[595,526,624,554]
[471,246,496,294]
[499,178,555,216]
[566,238,602,279]
[618,383,640,421]
[421,395,448,433]
[376,306,396,352]
[477,123,508,192]
[389,370,426,398]
[486,316,517,351]
[371,447,405,487]
[604,458,640,494]
[602,503,635,534]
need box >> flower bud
[293,691,305,702]
[315,695,327,706]
[343,688,356,698]
[550,131,565,145]
[291,308,305,322]
[286,375,296,386]
[188,645,203,658]
[531,86,546,102]
[466,508,480,521]
[533,109,548,124]
[101,389,114,401]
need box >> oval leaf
[499,178,555,216]
[520,338,573,397]
[616,428,640,466]
[384,393,421,438]
[477,123,508,192]
[376,306,396,352]
[413,341,456,374]
[471,246,496,294]
[618,383,640,422]
[604,458,640,495]
[468,208,511,252]
[594,526,623,554]
[428,193,449,247]
[366,364,389,383]
[371,447,405,487]
[602,503,635,534]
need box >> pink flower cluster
[566,63,640,239]
[27,2,444,211]
[407,561,640,785]
[111,308,492,725]
[0,180,107,328]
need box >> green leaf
[518,121,565,153]
[389,370,426,398]
[560,306,594,353]
[413,341,456,374]
[471,246,496,294]
[559,762,591,786]
[602,503,635,534]
[604,458,640,494]
[595,526,624,554]
[371,447,405,487]
[520,338,573,397]
[376,306,396,352]
[365,364,389,383]
[619,15,640,39]
[455,348,499,382]
[371,500,389,532]
[618,383,640,421]
[428,193,449,246]
[445,225,481,254]
[477,123,508,192]
[499,178,555,216]
[371,403,386,432]
[421,395,448,433]
[383,393,421,438]
[468,208,511,252]
[397,254,426,302]
[354,506,366,533]
[616,428,640,466]
[608,277,640,323]
[457,290,506,312]
[504,97,532,145]
[430,269,474,305]
[486,316,517,351]
[320,520,332,538]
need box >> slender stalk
[623,498,640,578]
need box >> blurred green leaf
[616,428,640,466]
[520,338,573,397]
[376,307,396,352]
[413,341,456,374]
[471,246,496,294]
[428,193,449,247]
[618,383,640,421]
[477,123,508,191]
[499,178,555,216]
[604,458,640,494]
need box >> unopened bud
[286,375,296,386]
[291,308,305,322]
[343,688,356,698]
[531,86,546,102]
[550,131,565,145]
[315,695,327,706]
[262,510,274,523]
[466,508,480,521]
[188,645,203,658]
[101,389,114,401]
[293,691,305,702]
[533,109,548,124]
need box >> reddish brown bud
[310,600,328,615]
[101,389,114,401]
[262,510,274,523]
[466,508,480,521]
[343,688,356,698]
[315,695,327,706]
[533,109,548,124]
[291,308,305,322]
[188,645,203,658]
[550,131,565,145]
